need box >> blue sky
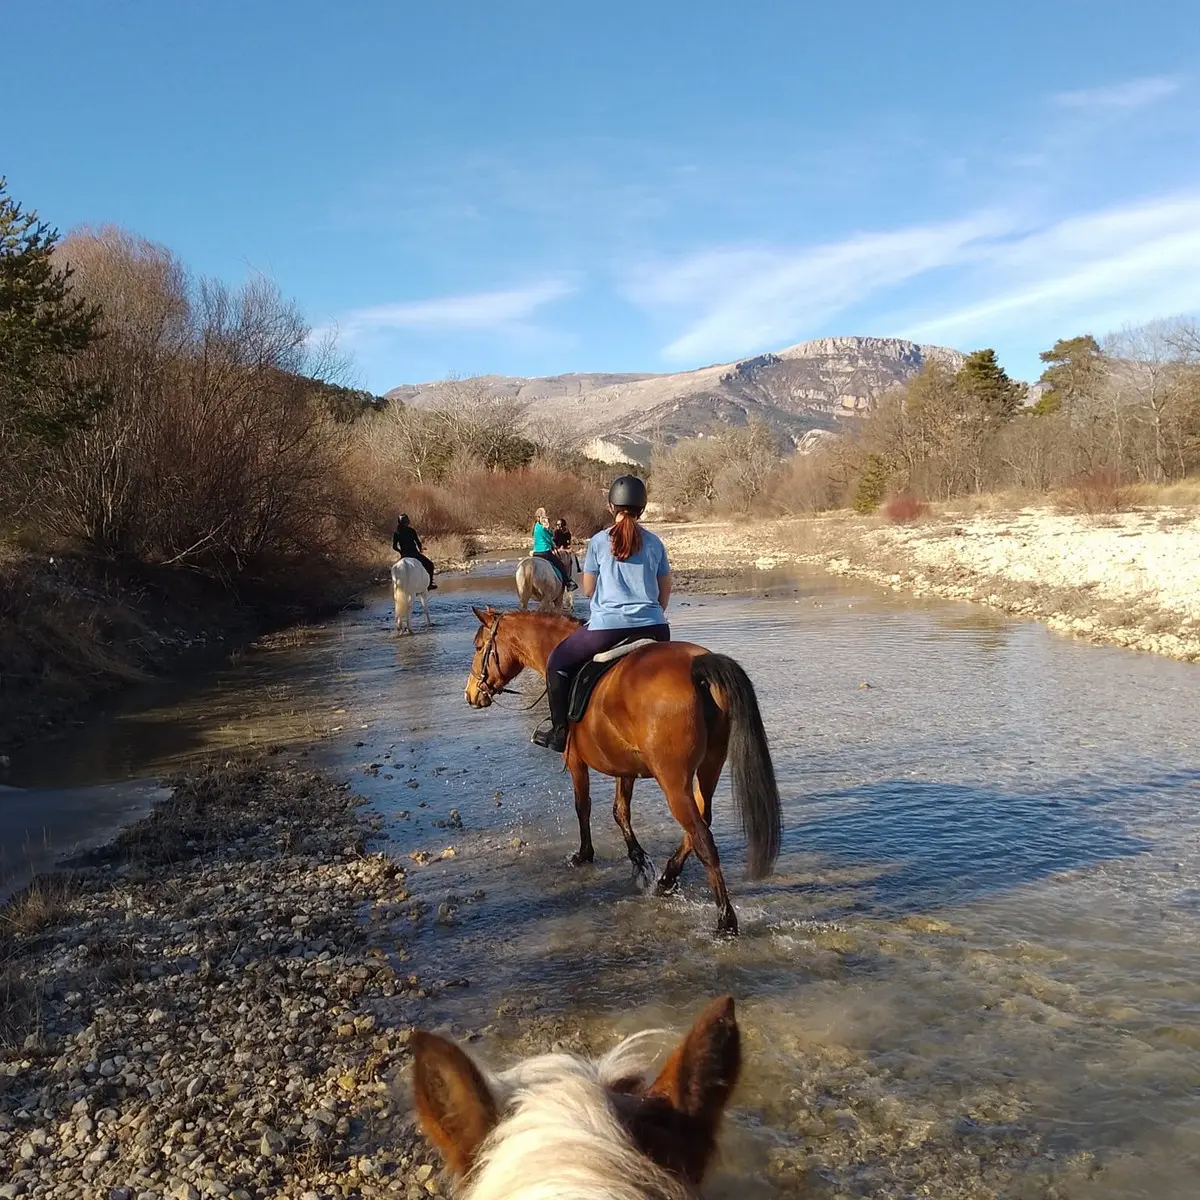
[5,1,1200,390]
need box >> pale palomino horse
[391,557,432,634]
[515,550,579,613]
[412,996,740,1200]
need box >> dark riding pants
[544,623,671,729]
[533,549,570,589]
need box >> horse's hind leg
[660,770,737,936]
[612,776,655,889]
[421,594,432,628]
[654,758,719,896]
[567,750,594,867]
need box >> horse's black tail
[691,653,781,880]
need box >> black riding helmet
[607,475,647,510]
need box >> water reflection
[792,777,1152,913]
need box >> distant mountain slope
[387,337,966,465]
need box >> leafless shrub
[884,493,929,524]
[1055,469,1134,515]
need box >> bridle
[469,618,512,702]
[468,617,547,709]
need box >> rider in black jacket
[392,515,437,589]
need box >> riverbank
[0,760,439,1199]
[655,505,1200,661]
[0,548,373,763]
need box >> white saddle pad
[592,638,657,664]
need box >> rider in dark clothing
[552,518,572,550]
[392,514,437,589]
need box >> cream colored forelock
[460,1035,692,1200]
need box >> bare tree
[1105,321,1191,482]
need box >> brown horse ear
[641,996,740,1181]
[411,1031,499,1177]
[471,606,490,625]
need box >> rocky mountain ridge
[387,336,968,466]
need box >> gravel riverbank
[655,506,1200,661]
[0,763,442,1200]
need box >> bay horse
[412,995,740,1200]
[464,608,781,934]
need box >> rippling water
[8,560,1200,1197]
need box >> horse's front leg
[612,776,655,889]
[421,594,432,628]
[567,749,594,866]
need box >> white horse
[515,551,580,613]
[391,557,432,634]
[411,996,740,1200]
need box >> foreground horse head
[412,996,740,1200]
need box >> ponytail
[608,508,643,561]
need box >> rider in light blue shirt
[532,476,671,751]
[582,523,670,629]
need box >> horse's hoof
[654,876,679,897]
[631,858,658,892]
[715,911,739,937]
[568,851,594,868]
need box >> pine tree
[0,178,104,452]
[1033,334,1103,416]
[852,453,889,513]
[955,348,1023,425]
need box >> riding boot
[531,670,569,752]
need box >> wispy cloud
[1051,75,1181,112]
[624,213,1013,363]
[328,279,576,345]
[900,191,1200,344]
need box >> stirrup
[531,722,567,752]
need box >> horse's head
[412,996,741,1199]
[465,606,523,707]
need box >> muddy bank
[0,761,438,1199]
[0,551,370,761]
[655,507,1200,660]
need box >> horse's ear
[641,995,740,1181]
[471,606,490,625]
[411,1031,499,1178]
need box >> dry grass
[0,874,78,1049]
[1126,478,1200,508]
[0,962,41,1049]
[421,532,480,571]
[0,873,77,939]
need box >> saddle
[566,638,658,723]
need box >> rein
[470,618,547,710]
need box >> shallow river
[6,559,1200,1198]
